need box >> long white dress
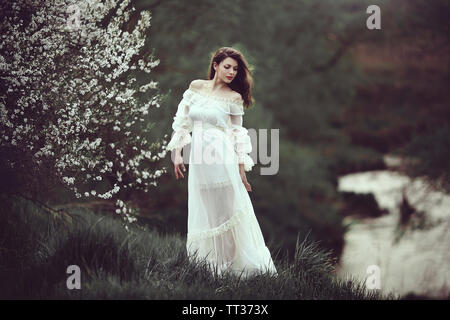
[166,84,278,279]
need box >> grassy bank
[0,194,398,300]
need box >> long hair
[207,47,254,109]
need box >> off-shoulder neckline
[187,88,243,104]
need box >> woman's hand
[239,164,252,192]
[173,152,186,180]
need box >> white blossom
[0,0,167,226]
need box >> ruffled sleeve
[228,98,255,172]
[166,88,194,152]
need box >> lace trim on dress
[166,129,192,151]
[242,154,255,172]
[188,88,240,102]
[197,179,233,190]
[187,88,245,116]
[187,209,246,242]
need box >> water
[335,156,450,299]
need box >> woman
[166,47,277,278]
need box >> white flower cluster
[115,198,137,224]
[0,0,167,225]
[138,81,158,93]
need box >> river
[335,155,450,299]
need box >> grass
[0,194,399,300]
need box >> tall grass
[0,195,399,300]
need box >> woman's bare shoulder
[189,79,206,90]
[229,90,242,100]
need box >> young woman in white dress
[166,47,278,279]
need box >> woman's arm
[167,82,195,179]
[229,99,255,172]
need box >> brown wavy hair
[207,47,254,109]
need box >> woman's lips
[226,76,233,80]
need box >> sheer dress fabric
[166,86,278,278]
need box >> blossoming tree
[0,0,167,224]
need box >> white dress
[166,84,278,278]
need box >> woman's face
[214,57,238,84]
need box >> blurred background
[5,0,449,298]
[102,0,448,298]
